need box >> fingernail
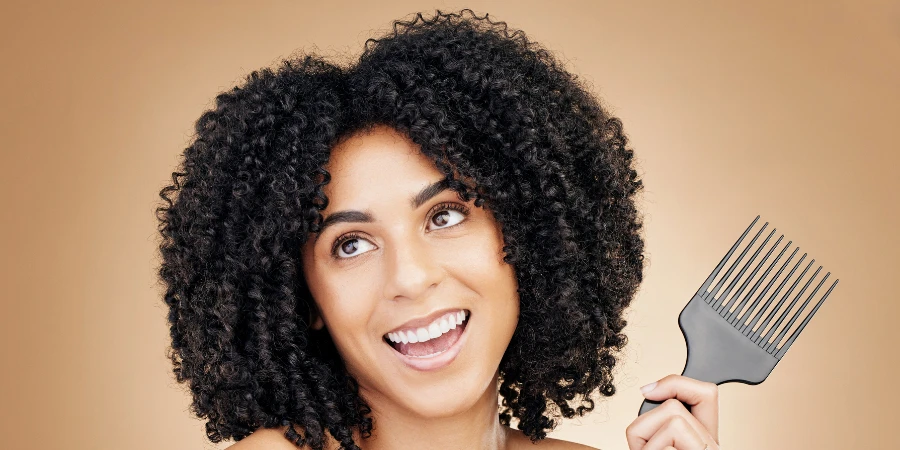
[640,381,657,394]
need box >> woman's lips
[385,313,470,371]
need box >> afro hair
[156,8,645,450]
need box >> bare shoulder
[505,427,599,450]
[225,426,314,450]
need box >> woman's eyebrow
[410,178,450,209]
[314,178,451,242]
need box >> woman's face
[301,125,519,419]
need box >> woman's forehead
[322,126,446,210]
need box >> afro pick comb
[638,215,840,416]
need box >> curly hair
[156,8,645,450]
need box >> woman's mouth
[383,310,470,370]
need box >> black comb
[638,215,839,415]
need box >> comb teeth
[698,215,839,359]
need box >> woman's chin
[364,364,500,420]
[395,380,491,419]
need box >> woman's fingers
[625,374,721,449]
[625,398,716,450]
[639,374,719,442]
[640,414,706,450]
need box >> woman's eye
[428,208,466,230]
[330,204,468,259]
[333,235,376,259]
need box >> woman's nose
[382,235,445,302]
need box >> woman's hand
[625,374,720,450]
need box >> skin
[229,125,720,450]
[628,374,721,450]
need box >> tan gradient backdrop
[1,1,897,449]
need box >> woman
[156,9,720,450]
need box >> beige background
[1,1,897,449]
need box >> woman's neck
[352,375,511,450]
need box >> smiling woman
[156,8,654,450]
[301,126,521,426]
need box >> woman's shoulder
[505,427,599,450]
[224,427,295,450]
[225,425,338,450]
[527,438,599,450]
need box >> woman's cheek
[461,225,510,277]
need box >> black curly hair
[156,8,645,450]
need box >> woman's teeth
[386,310,468,345]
